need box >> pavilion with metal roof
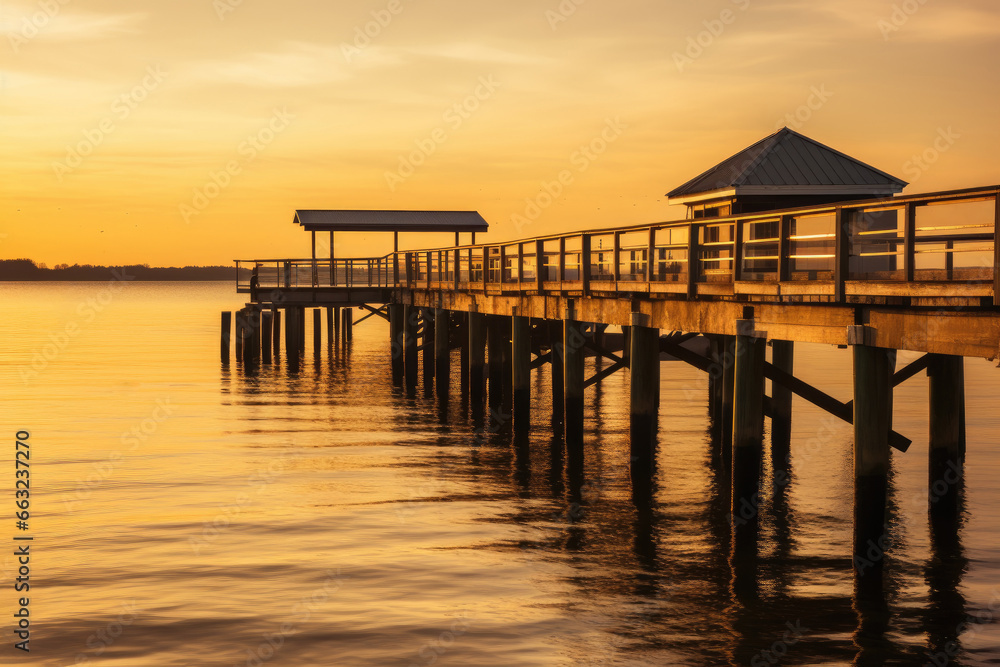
[667,128,908,218]
[295,209,489,264]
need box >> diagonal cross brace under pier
[659,336,912,452]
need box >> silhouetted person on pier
[250,265,260,301]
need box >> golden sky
[3,0,1000,266]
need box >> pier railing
[236,185,1000,305]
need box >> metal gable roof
[666,128,907,199]
[293,210,489,233]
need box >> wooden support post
[731,325,766,529]
[342,308,353,342]
[928,354,965,515]
[501,316,513,408]
[334,306,341,344]
[550,320,564,431]
[721,334,736,460]
[512,312,531,432]
[435,309,450,400]
[261,310,273,363]
[284,307,297,361]
[326,307,334,345]
[234,310,245,360]
[563,317,587,447]
[313,309,322,356]
[389,304,405,386]
[272,310,281,357]
[248,309,261,365]
[458,312,469,395]
[404,305,418,392]
[852,343,894,585]
[771,340,794,471]
[629,313,659,466]
[422,309,435,390]
[487,315,505,410]
[468,312,487,407]
[707,335,724,447]
[221,311,232,363]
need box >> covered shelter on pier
[293,209,489,264]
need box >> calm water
[1,281,998,666]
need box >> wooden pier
[226,175,999,595]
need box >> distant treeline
[0,259,251,281]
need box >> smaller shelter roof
[294,210,488,233]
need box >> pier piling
[313,309,322,356]
[390,304,405,385]
[629,313,659,466]
[549,320,564,432]
[221,312,232,362]
[435,308,450,400]
[468,312,487,408]
[563,317,586,447]
[272,310,281,358]
[512,312,531,432]
[342,308,353,342]
[423,309,435,391]
[487,315,505,411]
[731,322,765,534]
[852,343,895,586]
[928,353,965,516]
[404,305,418,392]
[261,310,273,363]
[771,340,794,471]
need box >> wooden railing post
[834,206,848,303]
[499,245,507,287]
[558,237,566,283]
[517,242,524,291]
[732,219,744,282]
[778,215,791,282]
[536,239,544,292]
[481,247,488,292]
[993,193,999,305]
[613,231,621,286]
[426,251,432,290]
[904,202,916,283]
[582,234,592,295]
[405,252,413,287]
[454,249,460,290]
[686,224,697,298]
[646,227,655,283]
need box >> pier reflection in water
[226,319,992,665]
